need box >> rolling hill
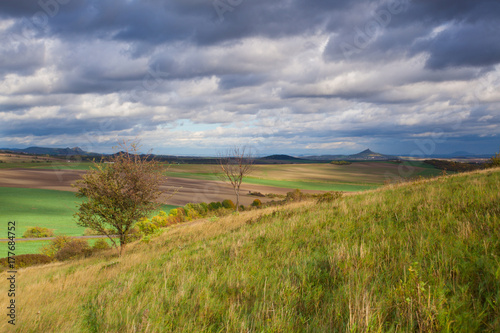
[2,168,499,331]
[305,148,399,161]
[1,146,94,156]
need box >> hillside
[1,146,92,156]
[258,154,310,164]
[2,169,500,332]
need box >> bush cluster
[330,160,352,165]
[316,191,343,203]
[424,159,486,172]
[139,200,238,238]
[92,239,111,251]
[40,236,112,261]
[23,226,54,238]
[0,254,52,270]
[55,239,92,261]
[285,189,307,202]
[251,199,262,207]
[41,235,73,257]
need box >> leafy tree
[73,141,168,255]
[490,148,500,167]
[216,146,254,212]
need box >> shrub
[316,191,343,203]
[285,189,306,202]
[136,217,159,236]
[184,203,201,220]
[41,235,73,257]
[23,226,54,238]
[151,214,168,227]
[0,254,52,270]
[55,239,92,261]
[184,203,209,219]
[169,207,186,218]
[125,227,141,243]
[176,207,186,217]
[166,215,182,225]
[249,191,265,197]
[490,150,500,167]
[251,199,262,207]
[92,239,111,251]
[222,199,235,209]
[199,202,209,213]
[208,202,222,211]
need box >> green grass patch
[0,187,86,238]
[164,171,216,180]
[2,240,51,255]
[244,177,380,191]
[0,162,94,170]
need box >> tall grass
[1,168,499,332]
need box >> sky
[0,0,499,156]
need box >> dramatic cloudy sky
[0,0,499,156]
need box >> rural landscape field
[0,148,499,331]
[2,0,500,331]
[0,151,434,255]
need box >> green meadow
[0,187,175,255]
[0,187,86,238]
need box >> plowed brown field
[0,168,319,206]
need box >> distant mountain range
[304,149,399,161]
[0,146,98,156]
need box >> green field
[243,177,379,191]
[0,187,176,255]
[1,160,442,192]
[0,187,87,238]
[162,161,441,191]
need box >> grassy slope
[2,169,499,332]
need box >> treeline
[424,159,487,172]
[330,160,352,165]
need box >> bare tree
[216,146,254,212]
[73,140,167,255]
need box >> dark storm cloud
[0,0,499,154]
[414,21,500,70]
[1,115,151,137]
[323,0,500,69]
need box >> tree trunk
[119,233,126,256]
[235,191,240,212]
